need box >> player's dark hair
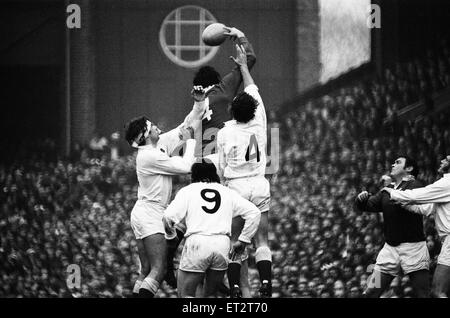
[124,116,149,146]
[399,155,419,177]
[193,66,221,87]
[191,162,220,183]
[230,92,258,123]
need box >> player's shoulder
[244,84,260,98]
[218,122,235,135]
[410,179,424,188]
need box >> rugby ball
[202,23,227,46]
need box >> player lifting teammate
[165,26,257,291]
[124,87,208,297]
[163,162,260,297]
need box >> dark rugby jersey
[356,178,426,246]
[199,36,256,156]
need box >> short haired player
[124,88,208,297]
[217,44,272,298]
[162,162,260,297]
[383,155,450,298]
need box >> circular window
[159,5,220,68]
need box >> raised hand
[223,26,244,41]
[229,44,247,67]
[191,85,206,102]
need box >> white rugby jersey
[217,84,267,179]
[163,182,260,243]
[136,139,196,207]
[390,173,450,238]
[135,99,206,206]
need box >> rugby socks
[227,261,241,290]
[132,279,143,297]
[138,277,160,298]
[255,246,272,285]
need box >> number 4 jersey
[217,84,267,179]
[163,182,260,244]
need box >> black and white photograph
[1,0,450,303]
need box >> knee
[255,246,272,263]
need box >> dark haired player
[192,26,256,165]
[217,44,272,298]
[356,156,430,297]
[164,26,257,294]
[162,162,260,297]
[383,155,450,298]
[124,88,208,297]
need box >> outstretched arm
[402,203,435,217]
[141,134,196,176]
[230,44,254,89]
[383,177,450,204]
[220,27,256,99]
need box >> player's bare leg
[229,216,244,297]
[408,269,430,298]
[431,264,450,298]
[165,228,185,288]
[203,269,226,297]
[138,233,167,298]
[195,279,205,297]
[253,211,272,297]
[240,260,251,298]
[133,239,150,297]
[177,270,205,297]
[363,270,395,298]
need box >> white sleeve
[401,203,435,217]
[244,84,266,129]
[182,100,207,131]
[217,129,227,177]
[147,140,196,175]
[231,191,261,243]
[390,178,450,204]
[164,188,189,225]
[159,127,183,156]
[163,188,189,238]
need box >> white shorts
[225,176,271,213]
[130,200,165,240]
[374,242,430,276]
[179,234,230,273]
[437,235,450,267]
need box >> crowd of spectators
[1,39,450,298]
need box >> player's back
[180,182,239,238]
[218,84,267,179]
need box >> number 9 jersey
[163,182,260,244]
[217,84,267,179]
